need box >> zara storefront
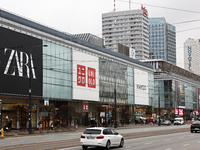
[0,8,154,128]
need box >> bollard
[1,128,4,138]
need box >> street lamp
[29,44,47,134]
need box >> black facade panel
[0,27,42,96]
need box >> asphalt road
[59,132,200,150]
[0,125,191,149]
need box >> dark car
[191,121,200,133]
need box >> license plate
[87,136,95,139]
[195,128,199,130]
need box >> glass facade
[154,80,198,110]
[149,18,176,65]
[99,58,153,105]
[148,73,154,105]
[42,41,72,99]
[99,59,128,104]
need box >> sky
[0,0,200,68]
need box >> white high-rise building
[184,38,200,75]
[102,5,149,60]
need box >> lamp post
[158,85,161,126]
[29,45,47,134]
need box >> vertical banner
[177,83,185,108]
[198,88,200,111]
[0,100,1,129]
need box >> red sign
[195,110,199,115]
[175,109,183,116]
[77,64,96,88]
[141,5,148,16]
[83,104,88,110]
[88,67,96,88]
[198,88,200,111]
[77,64,86,87]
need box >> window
[83,129,101,134]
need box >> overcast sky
[1,0,200,68]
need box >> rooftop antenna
[114,0,116,11]
[129,0,131,10]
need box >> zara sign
[0,27,43,96]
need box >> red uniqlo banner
[83,104,88,111]
[85,104,88,110]
[88,67,96,88]
[77,65,86,87]
[83,104,86,110]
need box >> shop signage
[0,27,43,96]
[175,109,183,116]
[4,49,36,79]
[195,110,199,115]
[141,5,148,16]
[0,100,1,129]
[73,50,99,101]
[83,104,88,111]
[188,46,192,71]
[77,65,96,88]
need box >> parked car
[191,121,200,133]
[80,127,124,150]
[162,120,171,126]
[174,117,184,125]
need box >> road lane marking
[165,148,171,150]
[145,142,153,145]
[57,146,80,150]
[183,144,189,146]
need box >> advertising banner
[0,27,42,96]
[198,88,200,111]
[175,109,184,116]
[72,50,99,101]
[177,83,185,108]
[134,68,149,105]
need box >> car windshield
[83,129,101,134]
[175,119,181,121]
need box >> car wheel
[105,140,111,150]
[195,131,197,133]
[119,138,124,147]
[191,130,193,133]
[82,145,88,150]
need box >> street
[0,125,194,150]
[59,132,200,150]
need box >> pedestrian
[51,123,54,130]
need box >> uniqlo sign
[83,104,88,111]
[73,50,99,101]
[77,65,96,88]
[88,67,96,88]
[77,65,86,87]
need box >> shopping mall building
[0,9,154,129]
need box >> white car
[80,127,124,150]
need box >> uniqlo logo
[88,67,96,88]
[85,104,88,110]
[77,65,86,87]
[83,104,86,110]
